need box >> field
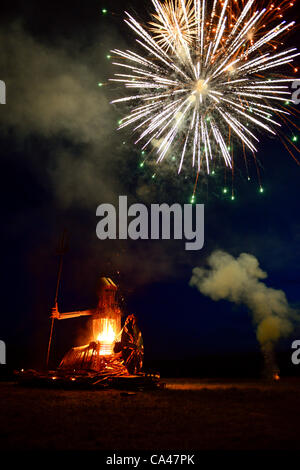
[0,378,300,451]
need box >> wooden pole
[46,230,68,369]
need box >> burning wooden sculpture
[16,276,160,389]
[51,277,144,377]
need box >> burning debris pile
[58,313,144,378]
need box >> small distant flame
[273,373,280,381]
[97,319,116,356]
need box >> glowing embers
[58,340,128,375]
[98,342,114,356]
[97,318,117,356]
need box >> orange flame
[97,319,116,356]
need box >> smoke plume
[190,250,296,376]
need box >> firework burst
[149,0,197,50]
[110,0,299,179]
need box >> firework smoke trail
[190,250,297,379]
[110,0,299,179]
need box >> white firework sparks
[110,0,299,175]
[149,0,197,50]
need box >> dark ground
[0,378,300,451]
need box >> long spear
[46,230,68,368]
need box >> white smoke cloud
[190,250,296,363]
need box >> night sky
[0,0,299,376]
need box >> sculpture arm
[51,303,95,320]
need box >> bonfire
[17,277,159,390]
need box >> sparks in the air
[110,0,299,176]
